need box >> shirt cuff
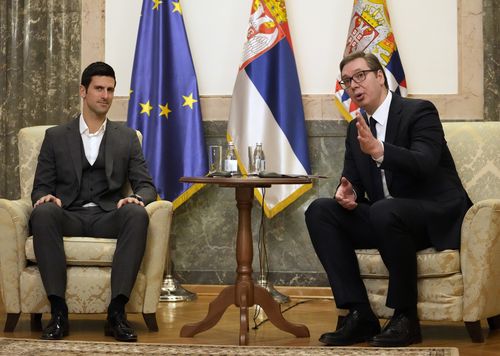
[129,194,144,203]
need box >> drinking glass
[208,145,222,173]
[248,146,255,174]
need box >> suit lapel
[67,115,82,185]
[385,93,403,145]
[383,93,404,189]
[104,120,116,180]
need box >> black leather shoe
[104,311,137,342]
[41,311,69,340]
[369,313,422,347]
[319,310,381,346]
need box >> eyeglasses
[339,69,378,90]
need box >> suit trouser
[30,203,149,300]
[305,197,431,310]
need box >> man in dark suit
[30,62,157,342]
[305,52,471,347]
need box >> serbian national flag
[127,0,207,209]
[335,0,407,121]
[227,0,311,218]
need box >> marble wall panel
[483,0,499,121]
[0,0,81,199]
[172,120,348,287]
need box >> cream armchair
[0,125,173,332]
[338,121,500,342]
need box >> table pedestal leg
[179,185,309,345]
[180,285,235,337]
[254,284,309,337]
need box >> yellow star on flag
[152,0,162,10]
[140,100,153,116]
[172,1,182,14]
[182,93,198,109]
[159,103,172,118]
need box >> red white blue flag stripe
[227,0,311,218]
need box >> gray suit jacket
[31,115,157,210]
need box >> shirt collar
[371,91,392,127]
[79,114,107,135]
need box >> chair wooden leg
[487,314,500,330]
[31,313,43,331]
[4,313,21,332]
[465,321,484,342]
[143,312,159,332]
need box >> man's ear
[79,85,86,98]
[376,70,385,85]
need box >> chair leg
[4,313,21,332]
[143,312,159,332]
[31,313,43,331]
[487,314,500,330]
[465,321,484,342]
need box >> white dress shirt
[79,114,106,165]
[79,115,107,207]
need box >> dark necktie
[368,117,384,201]
[369,117,377,138]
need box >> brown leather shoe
[104,311,137,342]
[319,310,381,346]
[369,313,422,347]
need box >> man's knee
[369,199,399,228]
[118,203,149,225]
[30,202,62,224]
[305,198,338,220]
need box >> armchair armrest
[0,198,33,313]
[461,199,500,321]
[141,200,173,313]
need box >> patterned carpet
[0,337,458,355]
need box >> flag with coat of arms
[335,0,407,121]
[227,0,312,218]
[127,0,207,209]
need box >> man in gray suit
[30,62,157,342]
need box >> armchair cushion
[356,248,460,279]
[25,236,117,266]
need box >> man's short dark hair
[339,52,389,90]
[81,62,116,90]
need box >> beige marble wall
[82,0,486,122]
[81,0,105,68]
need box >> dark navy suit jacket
[342,93,471,250]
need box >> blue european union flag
[127,0,207,208]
